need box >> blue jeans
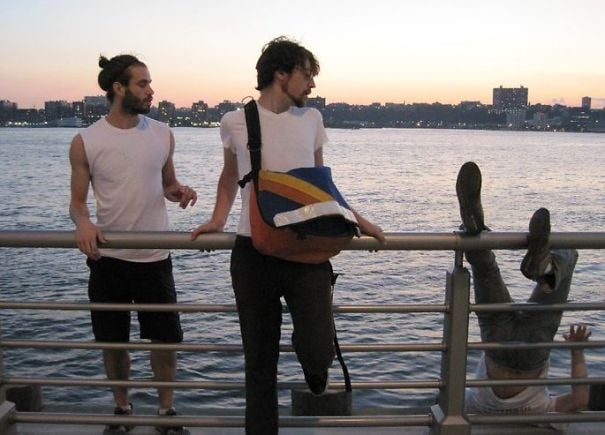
[466,248,578,371]
[231,236,336,435]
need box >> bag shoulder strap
[332,272,352,392]
[238,99,261,188]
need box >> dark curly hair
[255,36,319,91]
[97,54,146,103]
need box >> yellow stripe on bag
[260,179,321,205]
[259,170,333,202]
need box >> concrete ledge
[5,385,43,412]
[0,401,16,434]
[291,389,352,416]
[589,384,605,410]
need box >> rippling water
[1,127,604,412]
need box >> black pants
[231,236,336,435]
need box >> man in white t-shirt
[69,54,196,435]
[192,37,385,434]
[456,161,591,416]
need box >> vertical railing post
[0,315,17,433]
[0,314,5,403]
[430,250,471,435]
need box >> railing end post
[0,400,16,434]
[430,403,470,435]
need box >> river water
[1,126,604,412]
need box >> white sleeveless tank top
[80,116,171,262]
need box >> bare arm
[191,148,239,238]
[69,134,105,259]
[554,324,591,413]
[317,146,386,244]
[162,131,197,208]
[352,210,386,244]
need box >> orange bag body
[249,186,355,263]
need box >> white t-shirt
[465,354,557,415]
[220,104,329,236]
[80,116,171,262]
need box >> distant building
[72,101,85,118]
[0,100,18,125]
[84,96,107,107]
[306,96,326,110]
[0,100,17,111]
[506,109,527,129]
[191,100,208,126]
[459,101,482,110]
[216,100,239,117]
[44,100,73,122]
[493,86,528,112]
[158,100,176,124]
[582,96,592,111]
[84,96,108,124]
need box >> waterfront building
[158,100,176,124]
[83,96,108,124]
[582,96,592,111]
[191,100,209,126]
[44,100,73,122]
[492,85,528,112]
[0,100,18,126]
[72,101,85,119]
[307,96,326,110]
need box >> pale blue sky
[1,0,603,108]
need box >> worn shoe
[520,208,552,281]
[456,161,487,235]
[103,403,133,434]
[303,368,329,396]
[156,407,190,435]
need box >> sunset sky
[1,0,604,109]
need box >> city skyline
[1,1,604,109]
[2,89,600,112]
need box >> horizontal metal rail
[0,301,446,313]
[2,230,605,250]
[12,412,434,428]
[4,374,603,390]
[3,300,605,313]
[0,339,446,352]
[2,376,442,390]
[467,412,605,425]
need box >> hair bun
[98,56,110,68]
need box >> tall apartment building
[492,85,528,112]
[582,96,592,111]
[191,100,209,125]
[158,100,176,124]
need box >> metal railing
[1,230,605,434]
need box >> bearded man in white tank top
[69,54,196,435]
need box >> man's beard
[281,83,306,108]
[122,89,150,115]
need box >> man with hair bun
[69,53,195,435]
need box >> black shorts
[87,256,183,343]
